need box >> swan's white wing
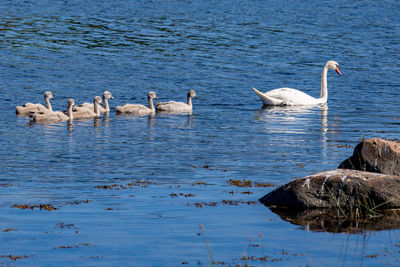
[256,87,321,106]
[253,88,284,105]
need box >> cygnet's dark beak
[51,97,55,100]
[110,96,115,100]
[335,67,342,76]
[155,97,159,100]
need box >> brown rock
[259,169,400,210]
[339,138,400,176]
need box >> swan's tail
[252,88,281,106]
[253,88,265,98]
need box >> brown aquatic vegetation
[94,184,128,190]
[55,243,91,249]
[66,200,91,205]
[54,222,79,234]
[2,228,17,232]
[329,144,351,148]
[13,200,91,212]
[55,222,77,230]
[198,226,305,266]
[222,200,258,206]
[228,179,274,188]
[193,164,228,172]
[0,254,33,261]
[95,184,114,189]
[0,183,13,188]
[238,255,284,263]
[170,192,196,198]
[94,180,152,190]
[13,204,58,211]
[281,249,304,257]
[192,202,218,208]
[254,182,275,188]
[229,179,252,187]
[192,181,208,186]
[190,200,258,208]
[203,164,216,170]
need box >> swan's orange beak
[335,67,342,76]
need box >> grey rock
[339,138,400,176]
[259,169,400,210]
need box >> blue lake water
[1,0,400,266]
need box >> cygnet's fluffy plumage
[156,90,198,113]
[78,91,114,113]
[16,91,55,115]
[71,96,102,119]
[116,91,158,115]
[31,98,74,123]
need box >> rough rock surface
[339,138,400,176]
[259,169,400,209]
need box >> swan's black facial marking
[335,64,342,76]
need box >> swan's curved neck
[319,64,329,103]
[45,96,52,111]
[67,103,73,121]
[103,95,110,112]
[187,94,192,107]
[148,96,155,111]
[93,99,100,117]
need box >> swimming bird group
[16,60,341,123]
[17,89,199,123]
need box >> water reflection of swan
[255,104,328,159]
[253,61,342,106]
[255,104,327,132]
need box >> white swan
[156,90,198,113]
[16,91,55,115]
[78,91,114,113]
[253,60,342,106]
[31,98,74,123]
[116,91,158,115]
[71,96,102,119]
